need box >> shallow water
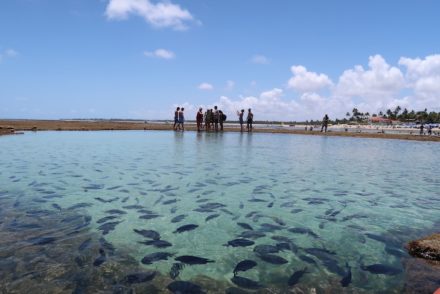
[1,131,439,293]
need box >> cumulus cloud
[175,54,440,121]
[198,83,213,90]
[144,48,175,59]
[287,65,333,93]
[251,54,270,65]
[106,0,195,30]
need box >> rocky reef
[406,233,440,263]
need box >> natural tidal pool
[0,131,439,293]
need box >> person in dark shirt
[237,109,244,132]
[173,107,180,130]
[246,109,254,132]
[321,114,329,132]
[196,108,204,131]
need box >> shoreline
[1,119,439,142]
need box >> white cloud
[144,48,175,59]
[287,65,333,93]
[251,54,270,65]
[198,83,213,90]
[0,48,18,63]
[175,54,440,121]
[106,0,195,30]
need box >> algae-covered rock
[406,233,440,261]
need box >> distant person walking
[213,106,220,131]
[237,109,245,132]
[196,108,204,132]
[427,124,432,136]
[420,124,424,135]
[173,107,180,130]
[219,110,226,131]
[321,114,329,132]
[246,108,253,132]
[178,107,185,131]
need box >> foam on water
[1,131,439,292]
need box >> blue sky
[1,0,440,121]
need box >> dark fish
[340,262,352,287]
[69,203,93,210]
[225,239,255,247]
[167,281,205,294]
[171,214,187,223]
[97,215,119,224]
[174,224,198,233]
[98,221,122,235]
[163,199,179,205]
[139,214,161,220]
[123,205,144,209]
[360,264,402,275]
[220,208,235,216]
[253,245,279,254]
[205,214,220,222]
[139,239,172,248]
[52,203,62,210]
[248,198,267,202]
[94,197,119,203]
[365,233,400,247]
[267,202,274,208]
[199,202,226,210]
[27,236,56,245]
[281,201,295,208]
[276,242,299,253]
[288,267,308,286]
[225,287,249,294]
[245,211,258,218]
[290,208,303,214]
[288,227,319,238]
[105,209,127,215]
[122,271,156,284]
[257,253,288,265]
[169,262,184,279]
[271,217,286,226]
[239,202,244,209]
[133,229,160,240]
[121,196,129,203]
[259,223,283,232]
[93,249,106,267]
[237,222,253,231]
[271,235,291,242]
[341,213,368,221]
[384,246,407,257]
[175,255,214,265]
[299,255,316,264]
[233,260,257,276]
[78,238,92,251]
[238,231,266,239]
[141,252,174,265]
[231,276,262,290]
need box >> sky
[1,0,440,121]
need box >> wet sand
[1,119,439,142]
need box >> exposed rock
[406,233,440,262]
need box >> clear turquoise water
[0,131,439,293]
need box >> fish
[267,202,274,208]
[280,201,295,208]
[288,267,308,286]
[174,224,199,233]
[169,262,184,279]
[121,196,129,203]
[259,223,283,232]
[122,271,156,284]
[94,197,119,203]
[239,202,244,209]
[133,229,161,240]
[27,236,56,245]
[205,214,220,222]
[245,211,258,218]
[276,242,299,253]
[98,221,122,235]
[365,233,400,247]
[163,199,179,205]
[171,214,187,223]
[233,260,257,276]
[238,231,266,239]
[97,215,119,224]
[290,208,303,214]
[253,245,279,254]
[341,213,368,221]
[288,227,319,238]
[78,238,92,251]
[248,198,268,202]
[107,185,122,190]
[384,246,407,257]
[139,239,172,248]
[360,263,402,275]
[68,203,93,210]
[105,209,127,215]
[141,252,174,265]
[139,214,161,220]
[271,235,291,242]
[340,262,352,287]
[257,253,288,265]
[224,239,255,247]
[93,249,106,267]
[123,205,144,210]
[167,281,205,294]
[52,203,62,210]
[231,276,262,290]
[175,255,215,265]
[237,222,253,231]
[299,255,316,264]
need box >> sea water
[0,131,439,293]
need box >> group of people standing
[173,106,254,132]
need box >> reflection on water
[0,131,439,293]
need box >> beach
[1,119,439,142]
